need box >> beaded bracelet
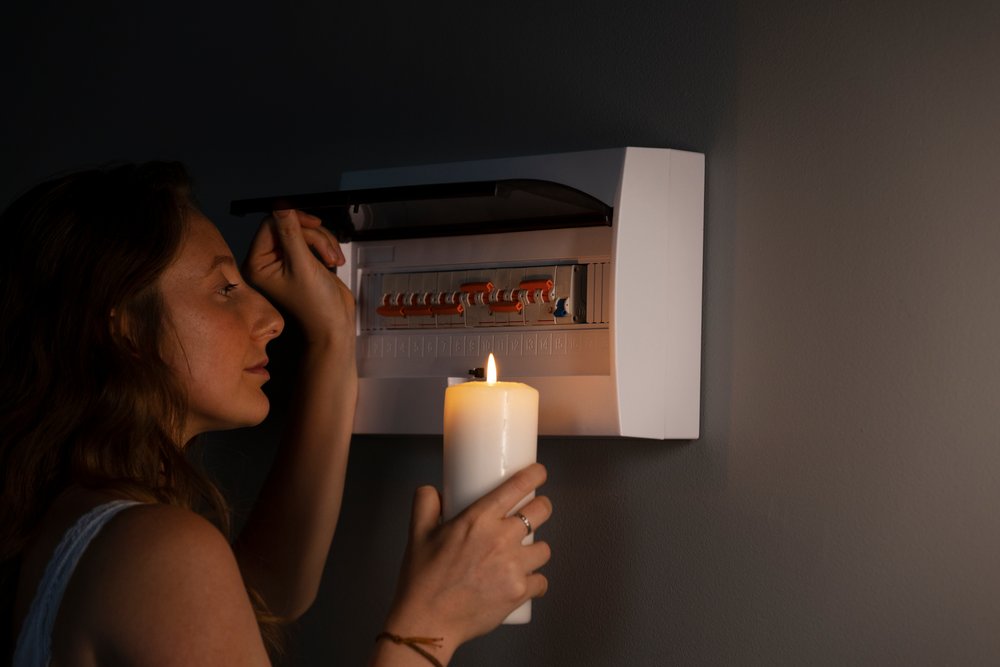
[375,632,445,667]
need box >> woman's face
[157,212,284,442]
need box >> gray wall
[4,0,1000,664]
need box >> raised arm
[233,208,358,619]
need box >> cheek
[163,309,236,383]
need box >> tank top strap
[13,499,144,667]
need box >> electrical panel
[232,147,704,439]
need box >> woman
[0,162,552,666]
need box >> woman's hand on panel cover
[243,209,354,349]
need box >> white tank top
[13,500,142,667]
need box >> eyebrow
[206,255,236,276]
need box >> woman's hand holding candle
[377,464,552,665]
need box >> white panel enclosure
[339,147,704,439]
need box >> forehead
[160,212,234,284]
[183,211,230,256]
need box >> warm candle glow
[486,353,498,385]
[443,352,539,624]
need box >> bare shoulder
[86,503,233,570]
[55,504,270,666]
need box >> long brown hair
[0,163,281,657]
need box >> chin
[243,401,271,428]
[216,401,272,432]
[189,391,272,435]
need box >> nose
[251,291,284,341]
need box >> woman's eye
[218,283,239,297]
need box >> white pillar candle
[443,353,539,624]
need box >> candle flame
[486,353,498,385]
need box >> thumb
[409,485,442,542]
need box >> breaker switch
[376,294,406,317]
[488,301,524,314]
[519,278,554,303]
[460,281,494,294]
[432,303,465,315]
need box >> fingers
[301,227,344,268]
[522,541,551,574]
[524,572,549,600]
[409,485,442,542]
[507,495,552,539]
[268,209,316,268]
[290,210,323,229]
[319,226,347,266]
[472,463,547,520]
[274,210,345,269]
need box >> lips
[244,358,270,377]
